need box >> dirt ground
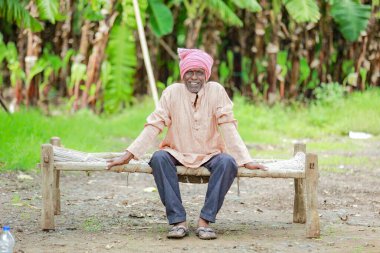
[1,137,380,253]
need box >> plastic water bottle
[0,226,15,253]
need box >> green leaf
[206,0,243,27]
[330,0,371,42]
[27,58,49,84]
[69,62,87,89]
[0,36,7,63]
[83,5,104,21]
[104,21,137,113]
[277,51,288,77]
[231,0,262,12]
[0,0,43,31]
[148,0,174,37]
[36,0,62,24]
[283,0,321,23]
[299,57,310,84]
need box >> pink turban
[178,48,214,81]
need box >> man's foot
[195,227,217,240]
[196,218,217,240]
[198,217,209,228]
[167,222,189,239]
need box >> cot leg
[41,144,55,230]
[50,137,61,215]
[293,179,306,223]
[305,153,320,238]
[293,143,306,223]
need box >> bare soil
[1,137,379,253]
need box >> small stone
[338,210,348,221]
[105,244,113,249]
[327,242,335,246]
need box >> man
[107,48,266,240]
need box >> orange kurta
[127,81,252,167]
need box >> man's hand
[107,151,134,170]
[244,162,267,171]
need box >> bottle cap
[2,226,10,231]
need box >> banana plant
[0,0,43,31]
[25,49,65,98]
[330,0,371,42]
[36,0,65,24]
[102,0,148,113]
[283,0,321,23]
[179,0,262,47]
[4,42,25,88]
[147,0,174,37]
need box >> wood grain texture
[41,144,55,230]
[293,143,306,223]
[305,153,320,238]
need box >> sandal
[195,227,217,240]
[167,225,189,239]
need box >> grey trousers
[149,150,238,225]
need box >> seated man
[107,48,265,240]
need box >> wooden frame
[40,137,320,238]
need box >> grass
[0,88,379,171]
[235,88,380,143]
[82,216,103,232]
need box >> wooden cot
[40,137,320,238]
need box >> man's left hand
[244,162,267,171]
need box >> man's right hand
[107,151,134,170]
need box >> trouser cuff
[168,215,186,225]
[200,213,216,223]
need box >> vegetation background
[0,0,379,170]
[0,2,380,252]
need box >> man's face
[183,68,206,93]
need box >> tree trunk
[318,1,332,84]
[252,3,267,93]
[355,36,368,90]
[58,0,73,96]
[366,12,380,86]
[185,17,203,48]
[202,19,222,81]
[71,20,91,110]
[80,13,118,109]
[289,30,301,98]
[266,11,279,103]
[25,2,41,107]
[14,29,28,109]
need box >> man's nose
[191,72,197,79]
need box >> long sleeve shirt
[126,81,252,168]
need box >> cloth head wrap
[178,48,214,81]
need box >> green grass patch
[82,216,103,232]
[234,88,380,143]
[1,89,379,171]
